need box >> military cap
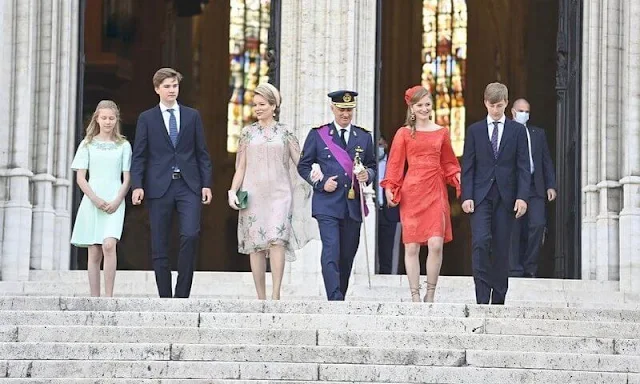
[328,90,358,109]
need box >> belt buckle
[172,172,181,180]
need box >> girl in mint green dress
[70,100,131,297]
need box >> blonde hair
[83,100,126,144]
[254,83,282,120]
[484,82,508,104]
[153,67,183,88]
[404,86,432,138]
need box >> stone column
[53,0,79,272]
[581,0,623,282]
[0,0,79,280]
[619,0,640,293]
[581,0,601,280]
[1,0,38,281]
[279,0,377,285]
[31,0,59,271]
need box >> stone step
[3,325,639,355]
[1,360,638,382]
[2,296,640,322]
[3,310,640,337]
[2,343,640,373]
[197,313,640,338]
[0,342,463,366]
[3,283,637,307]
[318,330,640,355]
[1,277,628,296]
[7,310,640,338]
[27,270,623,292]
[3,326,315,345]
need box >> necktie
[491,121,499,159]
[168,108,178,147]
[339,129,347,149]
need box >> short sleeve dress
[70,139,132,247]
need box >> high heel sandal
[410,285,421,303]
[424,281,437,303]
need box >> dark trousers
[147,178,201,298]
[510,180,546,277]
[470,183,514,305]
[316,214,362,301]
[377,208,397,274]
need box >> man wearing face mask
[509,98,557,278]
[376,135,400,274]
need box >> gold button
[344,184,348,188]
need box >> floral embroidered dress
[70,139,132,247]
[236,122,316,261]
[381,127,461,244]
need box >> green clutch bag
[236,190,248,210]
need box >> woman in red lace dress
[381,86,461,302]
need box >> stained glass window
[228,0,272,153]
[422,0,467,156]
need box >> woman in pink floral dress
[228,83,321,300]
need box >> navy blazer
[528,125,557,198]
[298,123,376,222]
[131,104,213,199]
[461,118,531,208]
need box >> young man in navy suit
[131,68,213,298]
[509,98,557,278]
[297,90,376,301]
[461,83,531,305]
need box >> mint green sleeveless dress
[70,139,132,247]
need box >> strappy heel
[424,281,437,303]
[410,285,421,303]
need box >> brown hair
[404,86,432,138]
[484,82,508,104]
[254,83,282,120]
[83,100,126,144]
[153,67,183,88]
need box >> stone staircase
[0,293,639,382]
[1,271,639,382]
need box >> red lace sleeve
[380,128,408,204]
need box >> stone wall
[0,0,80,280]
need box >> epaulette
[355,125,371,132]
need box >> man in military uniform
[298,90,376,301]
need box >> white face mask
[514,111,530,125]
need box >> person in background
[376,135,400,275]
[509,98,557,278]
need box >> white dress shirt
[159,102,181,135]
[523,124,535,174]
[334,122,351,144]
[486,115,505,149]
